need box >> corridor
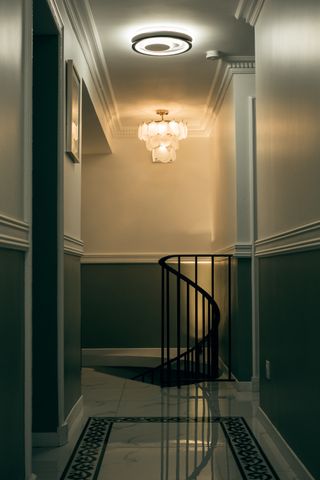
[33,369,297,479]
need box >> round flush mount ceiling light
[131,31,192,56]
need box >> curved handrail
[159,255,220,310]
[133,254,226,385]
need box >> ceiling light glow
[132,31,192,56]
[139,110,187,163]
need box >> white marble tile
[97,423,239,480]
[32,369,301,480]
[108,421,221,449]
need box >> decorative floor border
[61,416,280,480]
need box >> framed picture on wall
[66,59,81,163]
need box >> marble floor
[32,367,300,480]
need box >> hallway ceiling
[86,0,255,135]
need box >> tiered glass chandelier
[138,110,188,163]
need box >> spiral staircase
[134,254,233,387]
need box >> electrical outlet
[265,360,271,380]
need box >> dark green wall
[259,250,320,478]
[64,253,81,418]
[215,258,252,381]
[81,259,251,381]
[81,263,161,348]
[0,248,25,478]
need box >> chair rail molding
[216,242,252,258]
[235,0,266,26]
[0,213,29,250]
[64,234,84,256]
[81,253,165,264]
[81,252,232,264]
[255,220,320,257]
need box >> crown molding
[63,0,121,137]
[64,0,255,139]
[113,57,255,139]
[202,56,255,136]
[235,0,266,26]
[111,125,210,139]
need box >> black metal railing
[134,254,233,387]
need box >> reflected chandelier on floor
[138,110,187,163]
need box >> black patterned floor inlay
[60,416,280,480]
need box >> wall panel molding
[255,221,320,257]
[64,234,84,256]
[0,214,29,250]
[235,0,266,26]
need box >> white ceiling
[87,0,254,134]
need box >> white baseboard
[32,395,83,447]
[234,379,253,392]
[219,357,256,391]
[251,375,260,392]
[65,395,84,436]
[82,348,177,367]
[30,474,37,480]
[32,424,68,447]
[257,407,316,480]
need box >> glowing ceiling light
[138,110,187,163]
[132,31,192,56]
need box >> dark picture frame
[66,59,81,163]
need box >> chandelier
[138,110,188,163]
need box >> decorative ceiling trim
[113,57,255,139]
[202,56,255,136]
[64,0,255,139]
[63,0,121,136]
[235,0,266,26]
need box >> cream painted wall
[212,73,255,251]
[255,0,320,239]
[234,74,255,242]
[0,0,24,219]
[55,0,112,241]
[82,137,214,254]
[212,82,236,250]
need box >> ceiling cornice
[234,0,266,26]
[63,0,255,139]
[202,56,255,136]
[63,0,121,136]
